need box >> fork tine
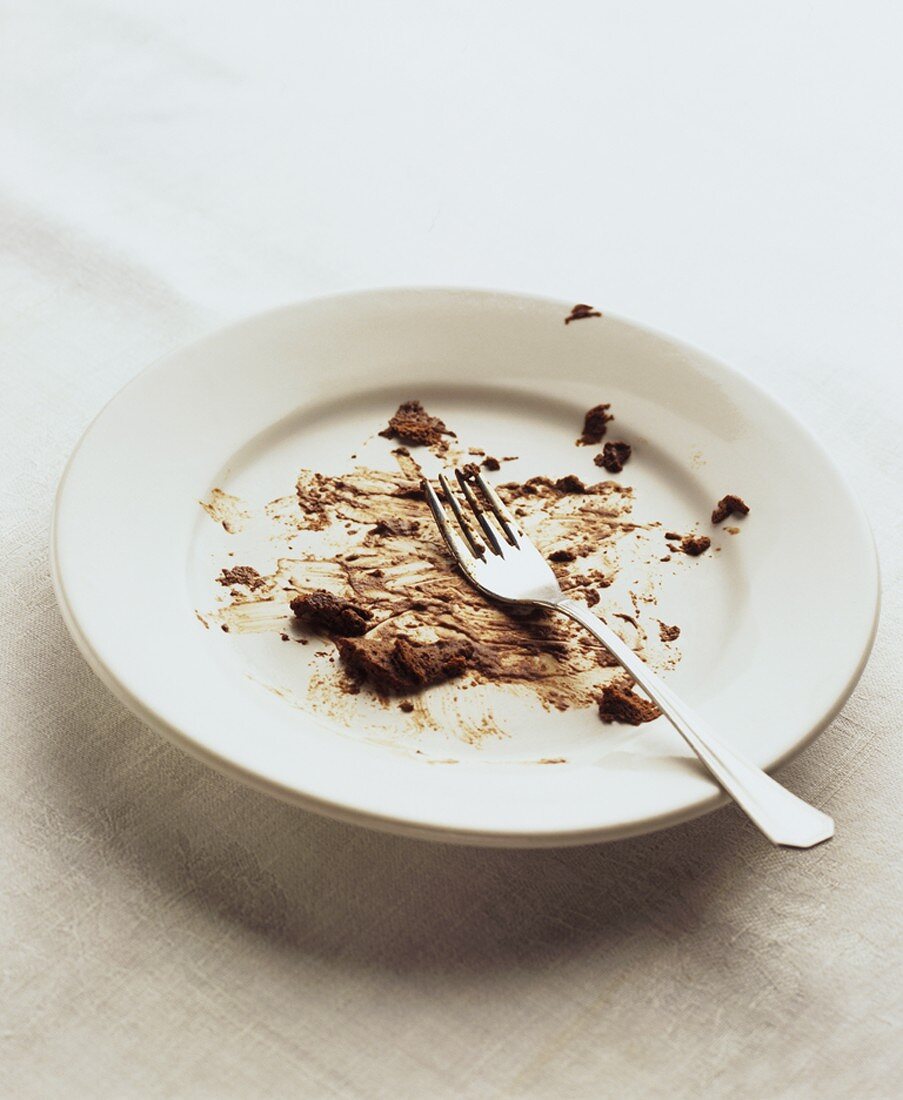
[437,472,485,558]
[422,478,481,564]
[454,469,504,556]
[472,472,521,546]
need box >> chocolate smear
[217,565,265,590]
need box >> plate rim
[50,285,881,847]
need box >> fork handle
[555,598,834,848]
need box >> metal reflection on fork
[422,467,834,849]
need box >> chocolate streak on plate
[200,488,251,534]
[217,455,656,718]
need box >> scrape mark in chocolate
[200,488,250,534]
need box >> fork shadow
[37,606,764,976]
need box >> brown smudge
[217,565,265,590]
[200,488,250,534]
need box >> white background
[1,2,900,1097]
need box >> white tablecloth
[2,3,900,1097]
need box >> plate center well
[188,382,748,765]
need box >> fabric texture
[1,3,900,1097]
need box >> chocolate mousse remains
[597,682,661,725]
[595,441,631,474]
[711,494,750,525]
[379,400,451,448]
[578,403,613,445]
[564,303,602,324]
[290,589,374,636]
[211,398,687,731]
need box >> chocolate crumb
[379,400,450,447]
[549,548,577,563]
[461,462,481,480]
[399,700,415,713]
[565,303,602,325]
[660,555,672,562]
[336,635,472,696]
[585,589,601,607]
[290,590,374,636]
[595,441,632,474]
[659,622,681,642]
[711,494,750,525]
[578,403,613,445]
[664,531,681,541]
[680,535,711,556]
[554,474,587,493]
[598,683,661,725]
[217,566,265,590]
[280,632,289,642]
[220,624,230,632]
[482,455,501,471]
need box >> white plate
[51,288,879,846]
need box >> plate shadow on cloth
[33,602,830,978]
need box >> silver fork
[422,468,834,849]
